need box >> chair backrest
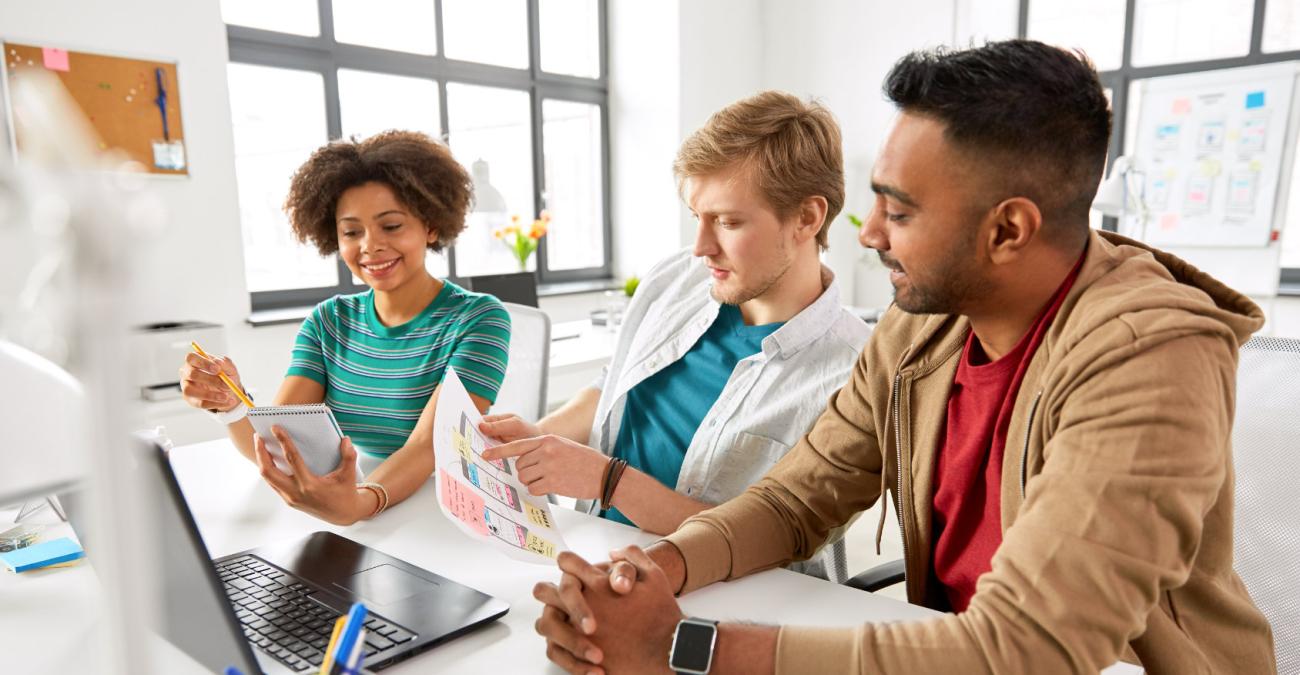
[492,302,551,422]
[1232,336,1300,674]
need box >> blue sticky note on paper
[0,537,84,573]
[1245,91,1265,109]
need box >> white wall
[607,0,683,279]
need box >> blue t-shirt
[604,304,783,525]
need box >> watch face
[670,621,716,671]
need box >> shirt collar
[761,264,843,359]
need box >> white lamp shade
[1092,172,1129,217]
[1092,155,1139,217]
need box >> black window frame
[230,0,613,312]
[1020,0,1300,290]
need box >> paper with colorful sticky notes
[1,537,83,573]
[41,47,69,72]
[433,367,566,564]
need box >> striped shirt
[286,281,511,458]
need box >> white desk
[1,441,1140,673]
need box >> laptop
[64,437,509,674]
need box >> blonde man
[480,91,870,581]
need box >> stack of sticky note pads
[0,537,84,573]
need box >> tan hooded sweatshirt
[663,230,1276,674]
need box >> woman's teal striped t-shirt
[286,281,511,458]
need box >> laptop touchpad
[334,564,440,606]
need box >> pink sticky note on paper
[439,468,489,536]
[1160,213,1180,231]
[1171,98,1192,115]
[41,48,69,72]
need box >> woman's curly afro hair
[283,130,473,255]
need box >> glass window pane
[221,0,319,36]
[1132,0,1253,67]
[1264,0,1300,53]
[228,64,337,292]
[442,0,529,69]
[331,0,437,55]
[1027,0,1125,72]
[446,83,535,276]
[540,0,600,78]
[338,69,441,140]
[542,100,604,271]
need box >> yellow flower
[510,214,522,225]
[492,229,505,240]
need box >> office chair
[492,302,551,422]
[843,336,1300,673]
[1229,336,1300,674]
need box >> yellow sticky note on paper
[525,503,553,528]
[525,532,557,558]
[1198,158,1222,177]
[451,431,472,460]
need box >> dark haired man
[532,40,1276,674]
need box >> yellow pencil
[319,616,347,675]
[189,341,254,408]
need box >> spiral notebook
[247,404,344,476]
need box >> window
[223,0,610,312]
[1023,0,1300,287]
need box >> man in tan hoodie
[533,40,1277,674]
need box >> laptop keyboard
[217,555,416,672]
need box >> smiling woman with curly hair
[178,130,512,525]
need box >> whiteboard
[1126,62,1300,296]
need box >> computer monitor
[0,340,83,506]
[457,272,539,307]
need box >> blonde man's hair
[673,90,845,249]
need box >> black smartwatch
[669,617,719,675]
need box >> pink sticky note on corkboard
[41,48,69,72]
[439,468,489,536]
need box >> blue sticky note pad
[0,537,84,573]
[1245,91,1265,109]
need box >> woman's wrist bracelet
[357,481,389,518]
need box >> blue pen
[153,67,169,141]
[329,603,368,675]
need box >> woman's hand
[481,435,610,500]
[254,426,370,525]
[179,352,245,412]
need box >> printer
[130,321,226,400]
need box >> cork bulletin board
[2,41,188,175]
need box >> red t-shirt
[931,259,1082,612]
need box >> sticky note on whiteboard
[1245,91,1265,109]
[41,47,69,72]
